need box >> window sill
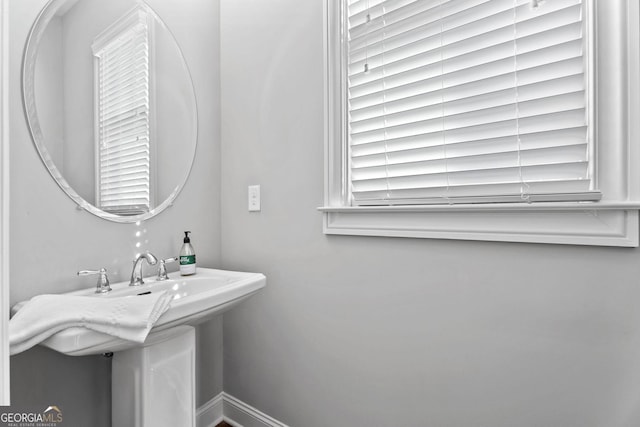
[319,204,639,247]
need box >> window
[322,0,640,246]
[92,6,154,215]
[347,0,598,206]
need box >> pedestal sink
[12,268,265,427]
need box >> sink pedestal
[112,326,196,427]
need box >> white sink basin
[12,268,265,356]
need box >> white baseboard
[196,392,224,427]
[197,392,289,427]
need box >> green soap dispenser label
[180,255,196,265]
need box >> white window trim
[321,0,640,247]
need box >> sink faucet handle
[157,257,178,281]
[78,268,111,294]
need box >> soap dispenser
[180,231,196,276]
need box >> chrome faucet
[129,252,158,286]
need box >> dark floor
[215,422,233,427]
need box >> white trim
[320,201,640,213]
[222,393,289,427]
[196,392,224,427]
[322,0,640,247]
[196,393,289,427]
[323,0,348,209]
[323,210,638,247]
[0,0,9,406]
[91,4,149,53]
[626,0,640,201]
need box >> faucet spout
[129,252,158,286]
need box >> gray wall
[10,0,221,424]
[220,1,640,426]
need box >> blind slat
[101,180,149,193]
[352,126,587,158]
[350,108,586,146]
[100,170,149,185]
[349,35,582,97]
[100,109,148,130]
[352,144,587,180]
[101,149,149,165]
[351,72,584,124]
[351,161,589,192]
[101,159,149,176]
[350,87,585,134]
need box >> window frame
[321,0,640,247]
[92,5,157,215]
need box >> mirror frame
[22,0,198,223]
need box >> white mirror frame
[22,0,198,223]
[0,0,10,405]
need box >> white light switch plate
[248,185,261,211]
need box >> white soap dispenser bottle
[179,231,196,276]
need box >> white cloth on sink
[9,291,173,355]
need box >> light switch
[248,185,261,211]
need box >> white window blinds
[346,0,600,206]
[93,8,151,215]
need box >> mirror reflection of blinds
[346,0,601,206]
[95,17,150,215]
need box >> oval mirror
[23,0,197,222]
